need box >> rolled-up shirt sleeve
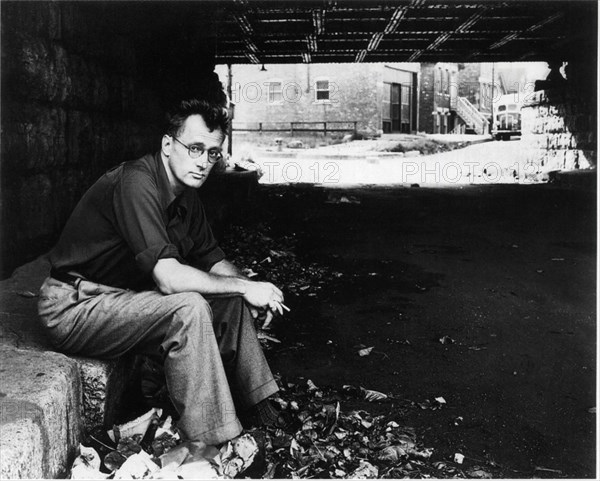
[113,169,182,275]
[186,196,226,272]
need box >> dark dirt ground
[226,181,596,478]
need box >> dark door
[391,84,400,132]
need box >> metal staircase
[455,96,489,135]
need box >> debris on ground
[76,412,258,479]
[220,223,345,298]
[80,375,506,479]
[358,346,374,357]
[70,444,109,479]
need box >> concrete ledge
[0,256,134,478]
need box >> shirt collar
[154,151,192,219]
[154,151,176,210]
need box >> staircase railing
[455,96,489,135]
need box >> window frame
[267,79,283,104]
[314,77,331,103]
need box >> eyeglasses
[172,136,223,164]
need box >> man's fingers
[249,306,259,319]
[271,301,284,316]
[262,310,274,330]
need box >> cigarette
[281,303,291,312]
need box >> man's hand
[249,306,275,330]
[243,281,285,315]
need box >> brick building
[417,62,460,134]
[215,63,419,135]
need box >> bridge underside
[102,0,597,64]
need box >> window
[268,81,282,103]
[444,69,449,93]
[315,79,330,102]
[434,68,442,93]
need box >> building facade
[217,62,532,137]
[417,62,460,134]
[215,63,420,135]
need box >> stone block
[2,103,68,171]
[0,347,81,479]
[1,2,61,40]
[5,33,70,104]
[76,356,137,432]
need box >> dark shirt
[50,152,225,291]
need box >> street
[254,139,532,186]
[232,177,596,477]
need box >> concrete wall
[521,60,597,174]
[0,2,217,276]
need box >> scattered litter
[306,379,319,391]
[347,460,378,478]
[15,290,38,298]
[467,466,493,478]
[114,450,159,479]
[219,434,259,478]
[454,453,465,464]
[588,407,596,414]
[358,346,374,357]
[435,397,447,404]
[326,194,361,205]
[362,388,388,402]
[257,330,282,344]
[108,408,162,443]
[454,416,464,426]
[534,466,563,474]
[551,258,565,261]
[70,445,108,479]
[439,335,455,344]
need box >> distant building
[216,62,542,137]
[417,62,460,134]
[215,63,419,135]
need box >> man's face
[162,114,224,192]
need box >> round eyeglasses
[172,136,223,164]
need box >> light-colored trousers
[37,276,278,444]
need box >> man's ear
[161,135,173,157]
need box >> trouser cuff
[241,378,279,410]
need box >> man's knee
[170,292,213,333]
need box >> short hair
[164,72,230,137]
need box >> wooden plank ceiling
[212,0,596,64]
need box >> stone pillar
[521,59,596,176]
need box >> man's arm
[152,258,284,313]
[209,259,245,278]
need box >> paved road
[257,181,596,477]
[256,139,533,186]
